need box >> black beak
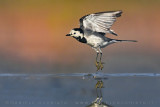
[66,34,71,36]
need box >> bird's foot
[95,61,104,71]
[99,61,104,70]
[95,61,100,71]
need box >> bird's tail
[116,39,137,42]
[112,39,137,43]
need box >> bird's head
[66,28,84,39]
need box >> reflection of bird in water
[66,11,137,71]
[94,80,103,104]
[86,80,112,107]
[86,102,112,107]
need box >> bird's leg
[95,53,100,71]
[99,53,104,70]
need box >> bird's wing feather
[79,11,122,36]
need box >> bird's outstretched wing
[79,11,122,36]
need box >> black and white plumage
[66,11,137,70]
[80,11,122,36]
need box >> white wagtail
[66,11,137,70]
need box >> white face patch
[70,30,83,38]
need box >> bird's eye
[74,32,76,34]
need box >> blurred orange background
[0,0,159,73]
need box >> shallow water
[0,72,160,107]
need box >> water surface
[0,73,160,107]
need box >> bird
[66,10,137,71]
